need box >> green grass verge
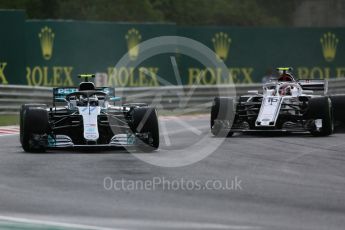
[0,115,19,126]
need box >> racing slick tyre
[132,107,159,152]
[210,97,235,137]
[329,95,345,123]
[21,106,49,152]
[20,104,46,145]
[307,97,333,137]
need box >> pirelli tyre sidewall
[21,106,49,152]
[307,97,333,136]
[132,107,159,151]
[20,104,46,145]
[329,95,345,123]
[210,97,235,137]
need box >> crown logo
[125,28,142,61]
[320,32,339,62]
[212,32,231,61]
[38,26,55,60]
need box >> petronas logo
[212,32,231,61]
[38,26,55,60]
[320,32,339,62]
[125,28,142,61]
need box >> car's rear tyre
[21,106,49,152]
[307,97,333,137]
[132,107,159,152]
[210,97,234,137]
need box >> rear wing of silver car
[298,79,328,95]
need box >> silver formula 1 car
[211,67,345,137]
[20,74,159,152]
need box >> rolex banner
[25,21,176,87]
[1,10,345,86]
[0,10,26,85]
[178,27,345,85]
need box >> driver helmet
[77,95,88,106]
[89,95,99,106]
[278,73,294,82]
[277,67,295,82]
[279,85,292,96]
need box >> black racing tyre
[330,95,345,123]
[21,107,49,152]
[210,97,234,137]
[20,104,46,144]
[132,107,159,151]
[307,97,333,137]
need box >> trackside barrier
[1,78,345,115]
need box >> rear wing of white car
[298,79,328,95]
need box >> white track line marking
[0,215,260,230]
[118,220,260,229]
[0,134,18,137]
[0,215,121,230]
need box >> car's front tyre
[307,97,333,137]
[131,107,159,152]
[21,106,49,152]
[210,97,234,137]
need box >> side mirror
[248,90,259,94]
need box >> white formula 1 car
[211,67,345,137]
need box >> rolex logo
[125,28,142,61]
[38,26,55,60]
[212,32,231,61]
[320,32,339,62]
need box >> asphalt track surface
[0,115,345,230]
